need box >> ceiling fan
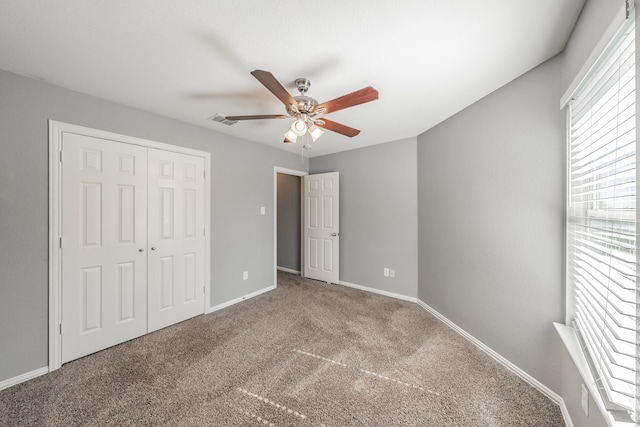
[213,70,379,145]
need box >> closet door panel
[61,133,148,363]
[147,149,205,332]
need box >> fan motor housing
[289,95,318,116]
[286,78,324,117]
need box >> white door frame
[273,167,308,286]
[48,120,211,372]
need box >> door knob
[151,247,157,251]
[331,233,339,237]
[138,248,144,252]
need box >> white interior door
[61,133,148,363]
[303,172,339,283]
[147,149,206,332]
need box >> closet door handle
[151,247,157,251]
[138,248,144,252]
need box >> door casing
[48,121,211,371]
[273,168,340,285]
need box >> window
[566,15,637,424]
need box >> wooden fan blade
[316,86,378,115]
[250,70,296,107]
[225,114,289,121]
[316,118,361,137]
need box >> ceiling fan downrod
[295,78,311,94]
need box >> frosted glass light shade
[309,125,324,141]
[284,130,298,143]
[291,119,307,136]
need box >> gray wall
[417,22,612,423]
[310,138,418,298]
[0,68,308,383]
[276,173,301,272]
[558,349,608,427]
[417,56,566,390]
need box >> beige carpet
[0,272,565,426]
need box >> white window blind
[567,15,637,421]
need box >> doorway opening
[273,167,307,285]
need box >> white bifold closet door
[147,148,205,332]
[60,133,205,364]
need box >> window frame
[562,9,638,426]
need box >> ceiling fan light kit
[217,70,378,148]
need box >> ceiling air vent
[208,113,238,126]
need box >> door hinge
[59,323,63,335]
[59,237,63,249]
[203,286,205,294]
[203,228,206,237]
[59,151,63,163]
[203,170,206,180]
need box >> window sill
[554,323,635,427]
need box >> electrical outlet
[581,383,589,416]
[383,268,389,277]
[243,271,248,281]
[390,269,395,278]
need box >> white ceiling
[0,0,584,157]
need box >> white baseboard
[277,266,301,275]
[338,280,417,303]
[207,285,277,314]
[415,299,571,425]
[0,366,48,391]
